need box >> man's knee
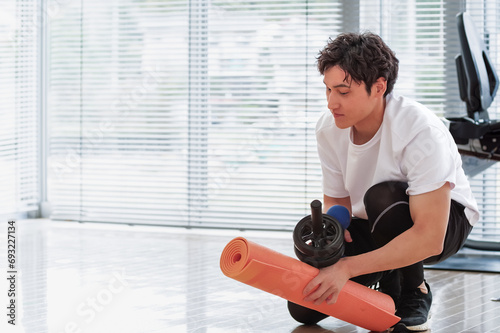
[364,181,408,215]
[364,181,412,246]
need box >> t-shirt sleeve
[400,124,458,195]
[316,129,350,198]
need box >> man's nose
[328,95,339,111]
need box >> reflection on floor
[0,219,499,333]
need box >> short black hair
[317,32,399,96]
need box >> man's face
[323,66,380,131]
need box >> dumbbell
[293,200,350,268]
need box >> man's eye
[339,91,349,95]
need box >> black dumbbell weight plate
[293,214,345,268]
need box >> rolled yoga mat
[220,237,400,332]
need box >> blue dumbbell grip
[326,205,351,229]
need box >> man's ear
[373,77,387,96]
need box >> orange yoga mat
[220,237,400,332]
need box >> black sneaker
[392,281,432,332]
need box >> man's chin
[334,120,350,129]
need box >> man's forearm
[341,225,443,279]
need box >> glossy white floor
[1,219,499,333]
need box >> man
[288,32,478,332]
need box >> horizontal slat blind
[47,0,500,242]
[0,0,40,215]
[47,0,83,221]
[190,0,342,228]
[48,0,191,225]
[48,0,342,228]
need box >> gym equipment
[220,200,399,331]
[220,237,400,331]
[444,11,500,252]
[293,200,349,268]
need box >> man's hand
[302,258,352,305]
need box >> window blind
[47,0,500,243]
[0,0,40,216]
[48,0,192,225]
[48,0,343,229]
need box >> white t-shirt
[316,93,479,225]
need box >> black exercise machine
[444,12,500,251]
